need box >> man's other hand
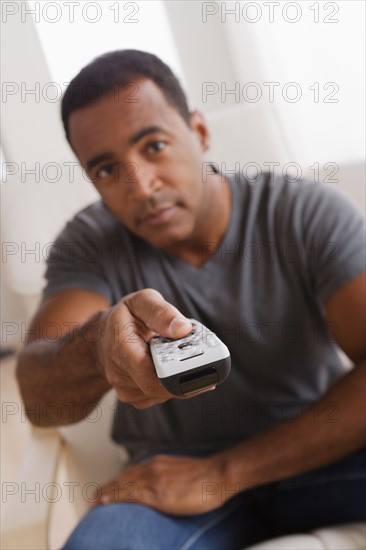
[91,454,228,516]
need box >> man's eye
[95,164,116,180]
[146,141,166,153]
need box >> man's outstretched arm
[16,289,111,426]
[16,288,194,426]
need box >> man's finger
[91,479,122,507]
[124,288,192,339]
[92,477,144,507]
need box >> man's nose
[124,162,161,201]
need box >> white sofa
[2,387,365,550]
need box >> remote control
[150,319,231,396]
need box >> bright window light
[28,0,186,92]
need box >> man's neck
[165,172,232,268]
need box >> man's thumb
[169,317,193,338]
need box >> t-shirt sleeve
[298,182,365,303]
[42,215,113,303]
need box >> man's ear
[189,110,210,152]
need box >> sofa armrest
[1,426,62,550]
[246,523,366,550]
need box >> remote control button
[178,341,193,349]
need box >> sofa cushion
[313,523,366,549]
[246,523,366,550]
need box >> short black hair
[61,49,191,143]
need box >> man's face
[68,79,211,249]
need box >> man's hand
[91,454,228,515]
[96,288,207,408]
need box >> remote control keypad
[153,324,220,363]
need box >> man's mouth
[138,205,178,226]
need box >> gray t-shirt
[43,171,365,462]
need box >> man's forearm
[16,311,111,427]
[217,359,366,490]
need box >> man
[17,50,366,549]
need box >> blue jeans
[62,447,366,549]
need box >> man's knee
[62,503,165,550]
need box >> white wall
[220,0,365,166]
[165,1,365,206]
[27,0,185,92]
